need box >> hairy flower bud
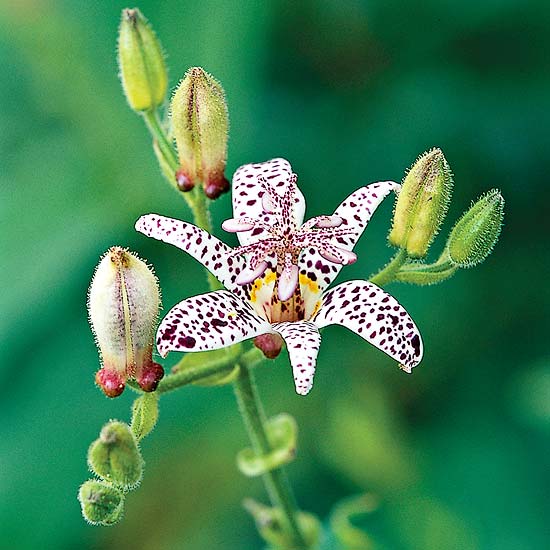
[447,189,504,267]
[171,67,229,199]
[88,421,143,488]
[117,8,167,111]
[389,148,453,258]
[88,247,163,397]
[78,480,124,526]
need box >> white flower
[136,158,423,395]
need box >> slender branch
[233,366,308,549]
[142,109,179,171]
[141,108,221,292]
[158,358,236,395]
[369,249,408,287]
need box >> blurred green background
[1,0,549,548]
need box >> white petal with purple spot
[299,181,400,292]
[231,158,305,246]
[135,214,247,297]
[312,280,423,371]
[156,290,270,357]
[273,321,321,396]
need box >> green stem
[125,347,265,394]
[188,186,220,291]
[189,186,212,232]
[395,254,458,285]
[142,109,178,171]
[157,354,237,394]
[142,107,220,291]
[233,366,308,549]
[369,249,408,287]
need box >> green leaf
[131,392,159,440]
[237,414,297,477]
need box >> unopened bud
[389,148,453,258]
[88,247,163,397]
[88,421,143,488]
[447,189,504,268]
[254,333,284,359]
[78,480,124,526]
[171,67,229,199]
[118,8,167,111]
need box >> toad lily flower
[136,158,423,395]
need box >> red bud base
[204,176,230,199]
[96,368,126,398]
[176,169,195,192]
[254,333,284,359]
[136,361,164,392]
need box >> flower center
[223,175,358,312]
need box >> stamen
[222,216,272,233]
[229,172,359,301]
[302,215,344,230]
[222,218,255,232]
[278,254,299,301]
[319,245,357,265]
[236,261,269,285]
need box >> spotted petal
[272,321,321,396]
[231,158,306,246]
[136,214,246,297]
[299,181,399,292]
[156,290,270,357]
[312,280,423,372]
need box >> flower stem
[233,366,308,549]
[369,249,408,286]
[141,107,220,291]
[141,103,307,548]
[147,346,263,394]
[142,109,179,171]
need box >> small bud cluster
[388,148,504,285]
[117,10,230,200]
[171,67,230,198]
[88,247,163,397]
[79,421,144,525]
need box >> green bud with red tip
[117,8,168,111]
[171,67,230,199]
[389,148,453,258]
[87,247,163,397]
[447,189,504,267]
